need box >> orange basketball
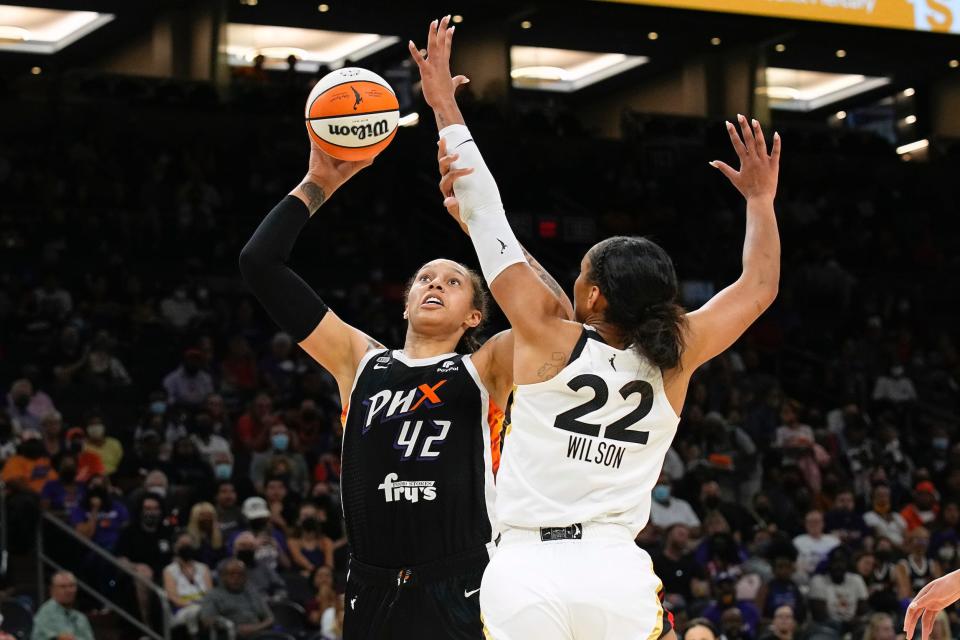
[304,67,400,161]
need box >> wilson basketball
[305,67,400,161]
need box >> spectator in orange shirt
[901,481,940,532]
[64,427,105,482]
[0,431,58,493]
[235,392,276,452]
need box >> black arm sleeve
[239,195,329,343]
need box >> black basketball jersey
[341,349,499,567]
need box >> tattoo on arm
[300,182,327,215]
[522,246,567,301]
[536,352,567,381]
[436,112,447,129]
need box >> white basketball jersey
[495,326,680,535]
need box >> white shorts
[480,522,670,640]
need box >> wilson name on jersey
[341,350,498,567]
[495,326,680,535]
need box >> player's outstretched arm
[409,17,572,345]
[905,569,960,640]
[239,145,382,405]
[679,116,781,372]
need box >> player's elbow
[238,241,265,282]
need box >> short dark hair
[587,236,686,370]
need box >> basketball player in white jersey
[411,17,781,639]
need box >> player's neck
[582,316,629,350]
[401,329,461,359]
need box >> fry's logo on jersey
[378,473,437,503]
[362,380,447,433]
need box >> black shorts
[343,546,489,640]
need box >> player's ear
[586,285,603,312]
[403,303,409,320]
[464,309,481,329]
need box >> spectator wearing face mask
[63,427,105,482]
[250,423,309,496]
[214,481,244,538]
[650,473,702,536]
[82,415,123,474]
[288,502,334,577]
[163,532,212,637]
[230,496,290,571]
[163,348,214,410]
[191,410,231,464]
[232,531,286,600]
[6,378,56,435]
[1,430,58,493]
[115,494,174,624]
[71,475,128,551]
[40,453,85,513]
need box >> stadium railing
[36,511,173,640]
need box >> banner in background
[601,0,960,34]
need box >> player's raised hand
[904,570,960,640]
[436,137,473,232]
[408,16,470,108]
[710,115,780,202]
[305,142,373,195]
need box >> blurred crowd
[1,69,960,640]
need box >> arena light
[896,139,928,155]
[0,5,113,54]
[224,23,399,72]
[761,67,890,112]
[510,46,648,92]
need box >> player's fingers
[725,120,748,161]
[709,160,739,183]
[438,153,460,175]
[453,75,470,89]
[407,40,425,66]
[752,119,767,156]
[443,196,460,212]
[737,114,755,154]
[905,602,922,639]
[426,18,439,59]
[437,137,447,160]
[921,608,937,640]
[771,131,782,166]
[438,15,452,57]
[445,25,455,58]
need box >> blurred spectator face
[771,606,796,637]
[271,333,292,358]
[684,625,717,640]
[234,531,256,555]
[908,528,930,555]
[313,565,333,591]
[41,412,62,438]
[834,490,855,512]
[59,455,78,484]
[206,394,225,417]
[145,471,168,497]
[828,551,849,582]
[213,452,233,480]
[916,487,936,511]
[220,560,247,593]
[253,394,272,419]
[10,379,33,408]
[270,424,290,452]
[700,480,721,505]
[869,614,895,640]
[265,478,287,503]
[704,511,731,536]
[174,437,199,460]
[666,525,690,553]
[714,578,735,606]
[855,552,875,577]
[780,402,797,425]
[942,502,959,527]
[86,418,106,443]
[216,482,237,508]
[805,511,824,536]
[720,607,744,640]
[51,572,78,607]
[872,485,892,513]
[183,350,203,375]
[773,557,795,581]
[141,497,163,531]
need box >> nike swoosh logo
[464,588,480,598]
[374,364,388,370]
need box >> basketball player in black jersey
[238,40,572,639]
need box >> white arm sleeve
[439,124,525,285]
